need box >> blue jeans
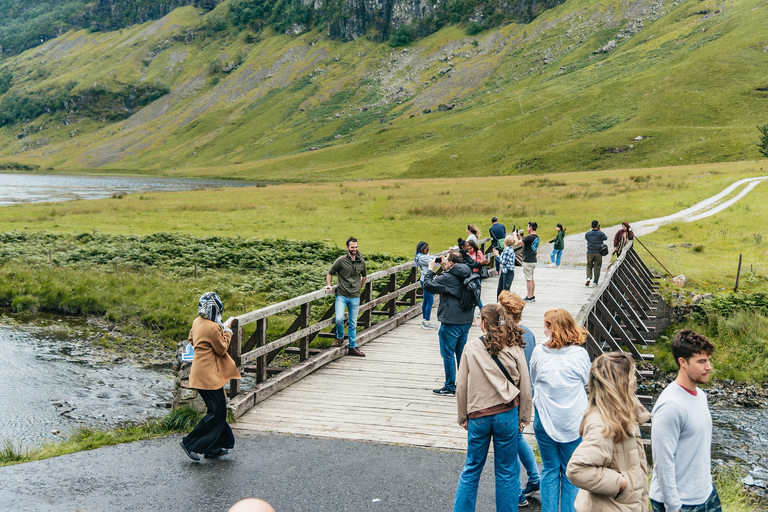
[650,488,722,512]
[454,407,520,512]
[550,249,563,266]
[519,434,540,491]
[438,323,471,391]
[534,410,580,512]
[335,295,360,348]
[420,280,434,322]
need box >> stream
[0,314,173,446]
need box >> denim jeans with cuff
[334,295,360,348]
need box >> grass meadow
[1,161,764,258]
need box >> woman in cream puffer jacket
[566,352,652,512]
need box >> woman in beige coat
[180,292,241,461]
[565,352,651,511]
[454,303,532,511]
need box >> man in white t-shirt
[650,329,721,512]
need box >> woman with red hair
[530,309,592,512]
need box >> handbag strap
[492,354,516,385]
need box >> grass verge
[0,407,202,467]
[651,293,768,382]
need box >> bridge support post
[255,318,267,383]
[299,303,311,361]
[228,319,241,399]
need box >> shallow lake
[0,173,265,206]
[0,316,173,445]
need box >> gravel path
[541,176,767,266]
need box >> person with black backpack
[424,250,478,397]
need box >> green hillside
[0,0,766,181]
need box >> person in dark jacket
[489,216,507,272]
[612,222,634,256]
[424,250,474,397]
[584,221,608,287]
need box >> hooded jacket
[422,263,474,325]
[456,337,532,426]
[566,400,652,512]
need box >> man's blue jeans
[534,410,580,512]
[335,295,360,348]
[438,323,471,392]
[454,407,520,512]
[420,279,434,322]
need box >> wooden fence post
[299,303,311,361]
[361,281,373,328]
[734,254,743,292]
[228,318,241,398]
[387,273,397,317]
[255,318,267,383]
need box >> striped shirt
[499,246,516,273]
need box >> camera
[434,257,442,264]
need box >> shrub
[466,23,483,36]
[757,123,768,157]
[389,26,412,47]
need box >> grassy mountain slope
[0,0,766,180]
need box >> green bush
[388,26,413,47]
[466,22,484,35]
[757,123,768,158]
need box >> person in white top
[650,329,721,512]
[466,224,480,246]
[529,309,591,512]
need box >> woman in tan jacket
[565,352,651,511]
[180,292,241,461]
[454,303,532,512]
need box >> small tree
[757,123,768,157]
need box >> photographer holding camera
[423,250,474,397]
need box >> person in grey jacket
[423,250,474,397]
[584,221,607,286]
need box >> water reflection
[0,173,265,206]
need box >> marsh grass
[0,407,203,467]
[713,465,762,512]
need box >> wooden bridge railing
[575,240,660,381]
[226,236,517,418]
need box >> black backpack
[458,273,483,310]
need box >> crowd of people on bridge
[406,216,716,512]
[181,215,716,512]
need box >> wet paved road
[0,432,541,511]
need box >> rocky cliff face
[321,0,563,41]
[326,0,443,40]
[89,0,221,31]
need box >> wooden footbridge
[221,240,661,451]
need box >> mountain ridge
[0,0,765,180]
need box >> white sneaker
[421,321,431,329]
[428,322,438,329]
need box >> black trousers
[182,388,235,454]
